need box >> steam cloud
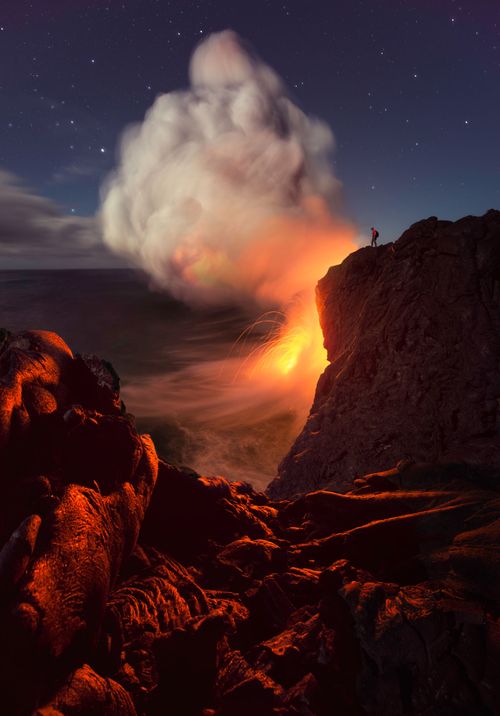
[100,30,357,484]
[100,30,354,308]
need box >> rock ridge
[0,329,498,715]
[269,209,500,497]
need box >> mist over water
[124,339,311,490]
[0,269,303,489]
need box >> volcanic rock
[0,223,499,716]
[269,209,500,497]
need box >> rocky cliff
[269,209,500,498]
[0,326,499,714]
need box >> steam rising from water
[100,30,357,484]
[100,30,354,307]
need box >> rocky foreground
[0,328,498,715]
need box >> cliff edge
[269,209,500,497]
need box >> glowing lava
[229,215,355,403]
[273,300,327,378]
[247,297,327,381]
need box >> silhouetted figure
[370,227,379,247]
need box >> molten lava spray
[100,30,357,485]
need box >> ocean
[0,269,302,490]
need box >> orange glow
[247,296,328,383]
[122,213,356,485]
[229,205,356,404]
[229,293,326,417]
[166,200,357,418]
[235,200,357,309]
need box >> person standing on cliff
[370,227,379,247]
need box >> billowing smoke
[100,30,357,484]
[100,30,355,308]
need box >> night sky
[0,0,499,265]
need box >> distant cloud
[0,170,123,268]
[52,161,102,184]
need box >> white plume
[100,30,351,307]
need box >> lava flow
[229,212,356,404]
[237,297,327,391]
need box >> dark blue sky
[0,0,499,249]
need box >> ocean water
[0,269,300,490]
